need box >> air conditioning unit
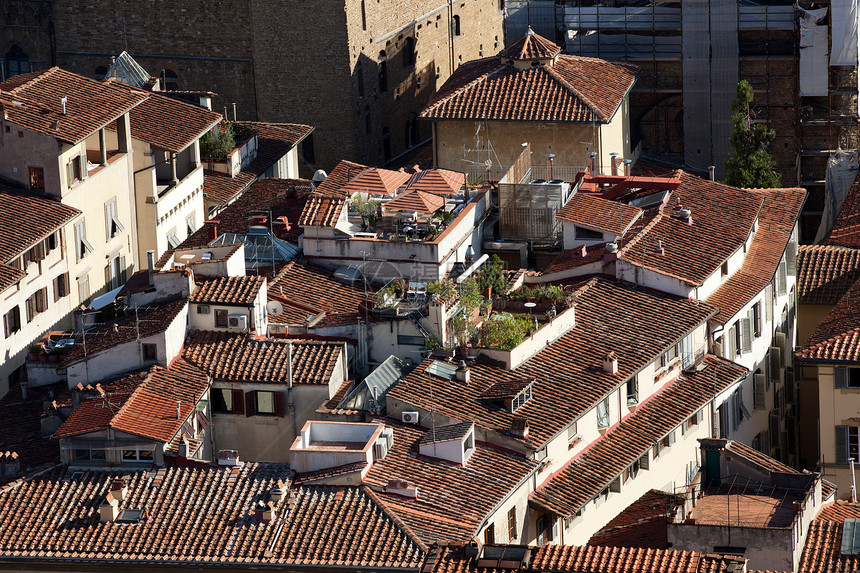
[374,440,389,461]
[228,315,247,330]
[217,450,240,466]
[402,411,419,424]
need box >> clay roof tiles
[796,501,860,573]
[189,275,264,305]
[797,245,860,305]
[588,489,681,549]
[0,67,148,144]
[341,167,411,196]
[388,279,717,448]
[530,356,747,517]
[557,193,642,234]
[0,464,425,567]
[499,29,562,61]
[385,189,446,213]
[405,168,466,195]
[796,277,860,363]
[203,121,314,206]
[299,159,369,227]
[0,180,81,264]
[183,330,342,385]
[825,173,860,248]
[119,89,221,152]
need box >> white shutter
[741,318,752,353]
[778,261,787,295]
[728,325,738,357]
[786,241,797,276]
[754,373,766,410]
[765,283,773,322]
[769,347,782,380]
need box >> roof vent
[456,360,470,384]
[511,417,530,439]
[99,492,120,522]
[656,240,665,256]
[603,351,618,375]
[60,95,67,115]
[605,242,618,254]
[386,479,419,498]
[678,208,693,225]
[312,169,327,187]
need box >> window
[161,69,179,90]
[365,106,372,135]
[574,225,603,240]
[753,371,766,410]
[73,448,106,462]
[197,304,211,314]
[215,309,229,327]
[256,391,276,415]
[378,52,388,92]
[402,37,416,69]
[721,261,729,277]
[4,45,31,79]
[397,334,426,346]
[661,343,679,368]
[567,421,580,444]
[382,127,391,162]
[105,199,125,239]
[186,214,196,236]
[29,167,44,192]
[536,514,554,544]
[74,220,94,261]
[3,306,21,338]
[142,343,157,362]
[484,524,495,544]
[453,14,461,36]
[67,155,83,186]
[122,448,154,462]
[596,397,610,428]
[836,426,860,464]
[752,302,761,337]
[357,62,365,97]
[212,388,235,413]
[661,430,676,448]
[302,134,316,165]
[777,260,787,295]
[53,272,70,302]
[626,377,638,405]
[511,384,532,412]
[463,432,474,455]
[166,230,180,249]
[25,287,48,322]
[507,507,517,541]
[105,255,127,290]
[836,368,860,389]
[78,273,90,303]
[733,321,742,356]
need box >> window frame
[507,506,517,541]
[142,343,158,362]
[596,397,610,429]
[574,225,603,241]
[4,306,21,338]
[255,390,277,416]
[214,309,229,327]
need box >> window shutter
[778,261,787,295]
[786,241,797,276]
[245,391,256,417]
[53,275,60,302]
[754,373,766,410]
[64,272,71,295]
[274,391,285,418]
[232,389,244,415]
[728,325,738,358]
[769,347,781,380]
[836,425,849,465]
[639,454,649,470]
[40,286,48,312]
[79,155,87,180]
[741,318,752,353]
[3,313,9,338]
[836,367,849,389]
[765,284,773,322]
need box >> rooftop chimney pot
[610,153,620,176]
[603,351,619,375]
[456,361,471,384]
[60,96,67,116]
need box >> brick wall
[0,0,55,80]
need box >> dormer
[418,421,475,465]
[478,378,534,413]
[499,28,562,70]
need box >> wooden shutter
[836,367,849,389]
[274,391,285,418]
[245,391,256,417]
[53,275,60,302]
[25,295,34,322]
[754,373,766,410]
[770,347,782,380]
[765,284,773,322]
[836,425,849,464]
[3,312,9,338]
[231,389,244,415]
[741,318,752,353]
[728,325,738,357]
[786,241,797,276]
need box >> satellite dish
[266,300,283,317]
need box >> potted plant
[28,344,40,361]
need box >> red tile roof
[120,89,221,152]
[299,159,369,227]
[706,187,806,324]
[425,542,743,573]
[203,121,314,206]
[54,359,209,443]
[796,277,860,363]
[825,173,860,248]
[421,46,638,124]
[0,383,63,476]
[796,501,860,573]
[557,193,642,235]
[0,464,425,567]
[405,168,466,195]
[388,279,718,447]
[0,68,148,144]
[500,29,562,61]
[385,189,446,213]
[267,259,374,328]
[190,275,265,305]
[588,489,681,549]
[341,167,411,196]
[363,419,537,544]
[543,244,606,275]
[59,298,188,367]
[797,245,860,305]
[0,180,81,264]
[531,355,747,517]
[183,330,343,385]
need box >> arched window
[382,127,391,162]
[378,52,388,93]
[95,66,108,80]
[360,0,367,30]
[5,45,31,79]
[161,69,179,90]
[365,106,372,135]
[356,61,365,98]
[402,37,416,69]
[453,15,461,37]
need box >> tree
[200,124,236,160]
[725,80,781,188]
[349,195,379,230]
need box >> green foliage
[508,284,564,302]
[427,279,456,301]
[476,254,506,295]
[480,312,536,350]
[349,195,380,230]
[458,277,483,312]
[200,124,236,160]
[725,80,781,189]
[424,332,443,350]
[433,210,456,227]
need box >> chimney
[623,159,632,177]
[271,483,286,503]
[603,351,619,375]
[146,250,155,285]
[545,153,555,180]
[60,95,67,115]
[588,152,597,174]
[385,479,419,498]
[99,492,120,522]
[218,449,240,466]
[204,220,220,242]
[0,451,20,479]
[656,239,665,255]
[19,380,27,400]
[708,165,716,181]
[109,478,128,502]
[679,208,693,225]
[603,241,618,265]
[511,417,530,439]
[610,153,619,176]
[255,500,277,522]
[578,244,587,257]
[456,360,470,384]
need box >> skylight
[843,519,860,555]
[424,360,457,380]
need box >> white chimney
[679,208,693,225]
[603,352,619,375]
[146,250,155,286]
[60,95,67,115]
[455,360,470,384]
[708,166,716,181]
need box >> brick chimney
[204,220,220,242]
[255,500,277,522]
[603,352,619,375]
[99,492,120,522]
[511,417,530,439]
[386,479,419,498]
[109,478,128,502]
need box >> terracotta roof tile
[531,355,747,517]
[341,167,411,196]
[405,169,466,195]
[543,244,606,275]
[119,89,221,152]
[183,330,342,385]
[798,519,860,573]
[796,277,860,362]
[0,68,148,144]
[826,173,860,248]
[203,121,313,206]
[299,159,369,227]
[0,263,26,294]
[557,193,642,234]
[0,383,63,475]
[500,29,562,60]
[0,180,81,264]
[388,279,717,447]
[588,489,681,549]
[385,189,446,213]
[0,464,425,567]
[190,275,265,305]
[797,245,860,305]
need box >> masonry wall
[0,0,54,81]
